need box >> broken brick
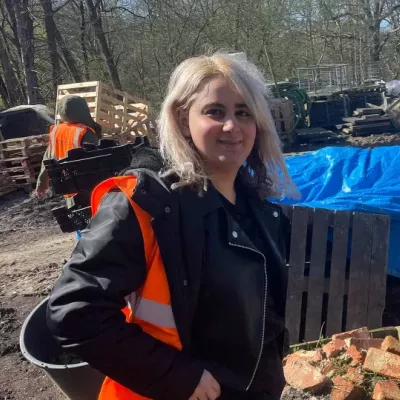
[332,327,371,341]
[320,361,337,378]
[381,336,400,356]
[364,348,400,380]
[344,338,383,351]
[331,375,364,400]
[344,366,364,386]
[283,355,329,393]
[373,380,400,400]
[285,349,323,365]
[346,345,366,367]
[323,339,347,358]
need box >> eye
[205,108,224,117]
[236,110,252,117]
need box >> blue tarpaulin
[275,146,400,277]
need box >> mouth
[217,140,243,146]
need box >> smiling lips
[217,139,243,147]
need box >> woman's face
[185,77,257,174]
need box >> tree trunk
[0,72,11,108]
[12,0,43,104]
[4,0,22,57]
[0,31,23,106]
[40,0,62,94]
[79,0,90,80]
[53,26,82,82]
[370,23,381,62]
[85,0,122,89]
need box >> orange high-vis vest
[49,122,87,160]
[91,176,182,400]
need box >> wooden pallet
[0,156,41,192]
[353,107,384,117]
[281,205,390,344]
[0,169,17,197]
[55,81,152,138]
[0,186,17,197]
[270,98,295,132]
[0,144,47,159]
[0,135,48,150]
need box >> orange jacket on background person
[35,94,100,197]
[49,122,90,160]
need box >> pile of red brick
[283,327,400,400]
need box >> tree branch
[54,0,73,14]
[382,4,400,20]
[100,6,147,19]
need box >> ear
[177,108,190,137]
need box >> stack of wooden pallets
[0,135,48,192]
[342,108,396,136]
[269,98,296,145]
[55,81,157,144]
[0,165,17,197]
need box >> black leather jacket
[47,166,289,400]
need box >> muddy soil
[0,190,75,399]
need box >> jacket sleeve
[35,145,51,192]
[81,129,100,146]
[47,191,204,399]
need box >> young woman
[47,53,297,400]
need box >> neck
[208,169,238,204]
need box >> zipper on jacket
[228,242,268,391]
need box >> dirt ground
[1,134,400,400]
[0,191,75,399]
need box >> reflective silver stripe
[50,125,58,159]
[73,125,85,148]
[135,298,176,329]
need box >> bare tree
[85,0,122,89]
[11,0,43,104]
[40,0,62,93]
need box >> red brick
[332,327,371,341]
[364,348,400,379]
[283,355,329,393]
[323,339,347,358]
[285,349,323,365]
[381,336,400,356]
[344,366,364,386]
[346,345,366,367]
[320,361,337,378]
[331,375,364,400]
[345,338,383,351]
[373,380,400,400]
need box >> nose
[222,116,239,132]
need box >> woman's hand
[189,370,221,400]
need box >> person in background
[35,95,101,201]
[47,53,297,400]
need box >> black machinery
[46,136,150,233]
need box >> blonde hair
[158,52,298,199]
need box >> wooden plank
[326,211,351,336]
[99,92,125,107]
[346,213,374,330]
[305,208,329,341]
[351,122,392,131]
[285,206,309,344]
[343,116,392,125]
[367,214,390,329]
[0,186,17,197]
[57,92,98,99]
[57,81,100,90]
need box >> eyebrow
[203,102,249,109]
